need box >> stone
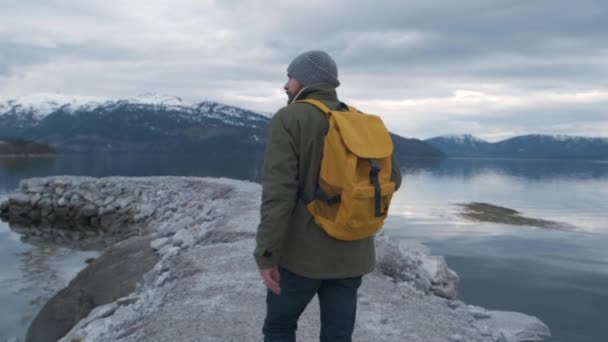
[26,186,46,193]
[100,205,116,215]
[69,194,82,206]
[29,193,42,206]
[40,206,52,218]
[79,204,99,218]
[57,197,67,207]
[69,231,84,241]
[150,237,169,250]
[468,305,492,319]
[102,196,116,206]
[9,205,30,218]
[54,206,70,218]
[0,200,9,212]
[9,193,30,206]
[481,311,551,342]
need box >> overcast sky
[1,0,606,141]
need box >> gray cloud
[0,0,607,140]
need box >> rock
[100,205,116,215]
[54,187,64,196]
[480,311,551,342]
[69,194,82,206]
[54,206,70,219]
[429,261,459,299]
[39,207,52,218]
[102,196,116,206]
[467,305,493,319]
[69,231,84,241]
[8,204,30,218]
[78,204,99,218]
[57,197,67,207]
[0,200,9,212]
[494,329,517,342]
[5,337,20,342]
[150,237,170,251]
[29,193,42,206]
[26,186,46,194]
[26,236,159,342]
[9,193,30,206]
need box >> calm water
[1,155,607,341]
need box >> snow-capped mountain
[0,93,446,159]
[0,93,106,120]
[425,134,493,157]
[0,92,270,132]
[426,134,608,159]
[0,93,271,153]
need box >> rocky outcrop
[0,177,157,245]
[1,176,550,342]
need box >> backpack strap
[295,99,358,115]
[294,99,332,115]
[369,159,386,217]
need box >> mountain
[1,93,442,160]
[426,134,608,160]
[391,134,445,159]
[0,93,269,156]
[492,134,608,160]
[425,134,492,157]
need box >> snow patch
[0,93,107,119]
[128,92,187,107]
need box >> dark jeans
[263,267,362,342]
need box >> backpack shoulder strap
[294,99,333,115]
[295,99,361,115]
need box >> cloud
[0,0,606,140]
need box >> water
[384,158,608,342]
[1,155,607,341]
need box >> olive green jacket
[254,84,402,279]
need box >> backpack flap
[331,111,393,159]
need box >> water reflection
[400,158,608,181]
[0,221,98,341]
[0,156,57,174]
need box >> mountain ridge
[426,134,608,160]
[1,93,443,160]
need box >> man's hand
[260,266,281,295]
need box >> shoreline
[1,176,550,342]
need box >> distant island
[0,138,56,156]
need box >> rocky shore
[1,176,551,342]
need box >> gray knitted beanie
[287,50,340,87]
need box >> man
[254,50,402,342]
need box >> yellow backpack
[296,99,396,241]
